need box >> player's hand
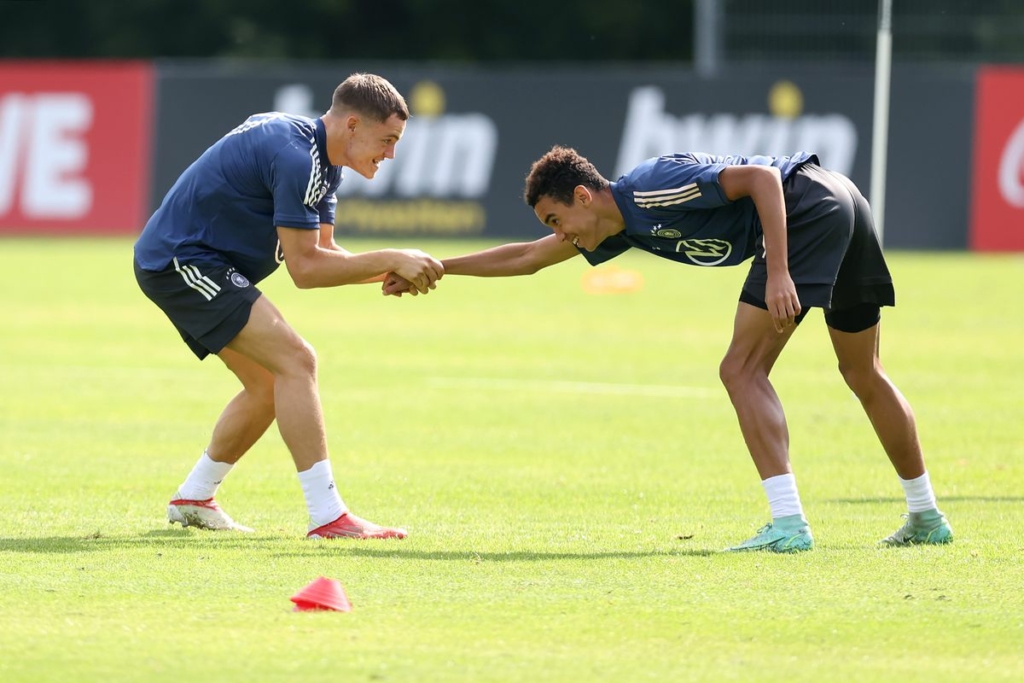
[765,273,801,333]
[393,250,444,294]
[382,273,417,297]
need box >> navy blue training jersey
[135,113,343,284]
[583,152,817,268]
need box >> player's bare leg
[828,322,923,478]
[224,295,405,539]
[828,321,952,545]
[719,302,798,480]
[226,296,327,472]
[720,302,812,552]
[208,347,277,465]
[167,349,273,533]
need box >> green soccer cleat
[880,509,953,546]
[725,514,814,553]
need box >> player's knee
[836,360,882,399]
[280,337,318,378]
[719,354,750,394]
[295,340,318,375]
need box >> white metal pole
[870,0,893,246]
[694,0,723,78]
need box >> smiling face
[343,112,406,179]
[524,146,622,251]
[533,186,605,251]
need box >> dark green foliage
[0,0,1021,62]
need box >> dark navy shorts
[134,257,261,360]
[740,163,895,332]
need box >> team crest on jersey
[309,181,329,206]
[674,238,732,266]
[655,228,682,238]
[230,271,250,288]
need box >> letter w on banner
[970,66,1024,252]
[0,61,153,235]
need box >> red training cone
[290,576,352,612]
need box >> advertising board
[970,67,1024,251]
[0,61,153,234]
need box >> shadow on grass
[0,528,284,554]
[825,495,1024,504]
[0,530,718,559]
[272,547,719,561]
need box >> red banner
[970,67,1024,251]
[0,61,153,234]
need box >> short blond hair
[330,73,409,122]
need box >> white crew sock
[298,460,346,527]
[762,473,806,521]
[176,450,234,501]
[899,471,938,513]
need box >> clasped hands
[381,272,423,296]
[383,250,444,296]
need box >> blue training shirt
[583,152,817,268]
[135,113,343,284]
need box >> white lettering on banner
[337,115,497,198]
[272,83,498,200]
[615,86,858,177]
[274,84,316,119]
[0,93,27,215]
[998,118,1024,209]
[398,115,496,197]
[0,92,93,219]
[24,94,93,218]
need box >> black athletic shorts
[134,256,261,360]
[740,163,895,330]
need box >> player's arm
[315,222,390,284]
[277,225,443,293]
[381,235,578,296]
[718,165,799,332]
[444,234,579,276]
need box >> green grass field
[1,238,1022,683]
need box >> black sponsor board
[151,62,972,248]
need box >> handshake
[380,248,444,297]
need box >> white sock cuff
[298,460,346,527]
[199,451,235,478]
[899,471,938,513]
[762,473,805,520]
[298,459,334,483]
[176,450,234,500]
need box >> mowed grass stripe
[0,238,1021,683]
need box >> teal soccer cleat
[725,514,814,553]
[881,510,953,546]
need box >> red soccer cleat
[167,496,254,532]
[307,512,407,540]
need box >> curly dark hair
[523,145,609,208]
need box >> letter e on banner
[970,67,1024,251]
[0,61,154,234]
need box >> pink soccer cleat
[167,496,254,532]
[307,512,407,540]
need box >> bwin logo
[675,238,732,266]
[274,81,497,199]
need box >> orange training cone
[290,576,352,612]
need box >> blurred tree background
[0,0,1022,64]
